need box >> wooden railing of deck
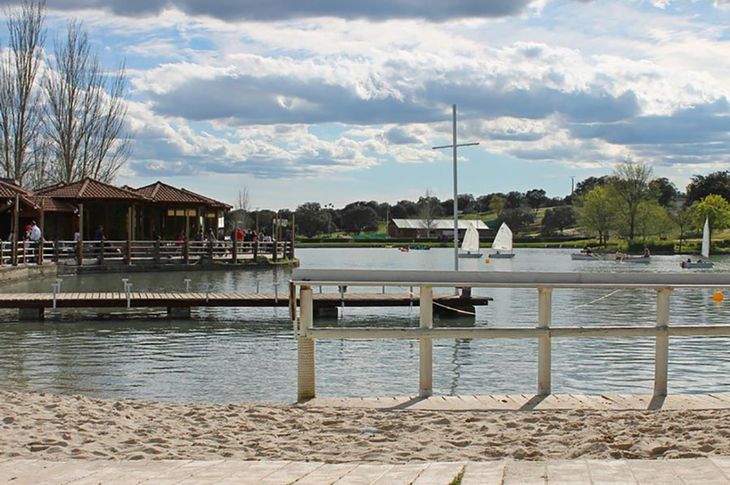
[0,239,293,267]
[290,269,730,402]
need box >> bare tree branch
[0,0,45,185]
[44,19,131,184]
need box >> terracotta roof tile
[36,178,146,200]
[134,181,231,208]
[29,196,76,213]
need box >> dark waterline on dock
[1,248,730,403]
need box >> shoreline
[2,391,730,463]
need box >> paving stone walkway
[2,457,730,484]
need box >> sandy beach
[1,391,730,463]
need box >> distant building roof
[36,178,146,201]
[133,181,231,209]
[392,219,489,230]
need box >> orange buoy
[713,290,725,303]
[485,259,491,264]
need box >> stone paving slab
[2,458,730,484]
[301,393,730,411]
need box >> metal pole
[537,287,552,395]
[654,288,671,397]
[452,104,459,272]
[419,285,433,397]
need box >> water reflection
[0,248,729,402]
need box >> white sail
[701,217,710,259]
[460,224,480,253]
[491,223,513,251]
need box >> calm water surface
[1,248,729,403]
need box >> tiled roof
[392,219,490,230]
[134,181,231,209]
[0,180,31,198]
[36,178,145,201]
[29,196,76,213]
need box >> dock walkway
[3,457,730,484]
[0,291,491,320]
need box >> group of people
[6,221,42,242]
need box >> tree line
[0,0,130,189]
[231,164,730,243]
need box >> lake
[1,248,729,403]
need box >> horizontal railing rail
[290,269,730,402]
[0,239,293,267]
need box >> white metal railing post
[537,287,553,395]
[654,287,672,397]
[298,285,316,401]
[419,285,433,397]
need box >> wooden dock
[0,291,491,320]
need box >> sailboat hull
[681,261,714,269]
[488,252,515,258]
[458,252,483,258]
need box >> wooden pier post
[11,193,18,266]
[231,230,238,264]
[76,203,84,266]
[654,288,672,397]
[537,287,552,395]
[290,214,296,260]
[298,285,316,401]
[419,285,433,397]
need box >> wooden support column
[654,288,672,397]
[37,208,44,265]
[537,287,553,395]
[125,206,132,265]
[76,203,84,266]
[11,194,19,266]
[297,285,316,401]
[290,213,296,259]
[419,285,433,397]
[231,229,238,264]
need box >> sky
[3,0,730,209]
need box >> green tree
[497,207,534,232]
[541,206,575,236]
[525,188,547,212]
[341,204,379,234]
[686,171,730,206]
[612,160,653,241]
[691,194,730,241]
[576,185,617,246]
[489,194,506,216]
[634,200,670,241]
[669,206,693,254]
[416,189,441,238]
[294,202,330,237]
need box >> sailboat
[458,223,482,258]
[488,223,515,258]
[681,218,714,269]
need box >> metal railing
[290,269,730,402]
[0,239,293,266]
